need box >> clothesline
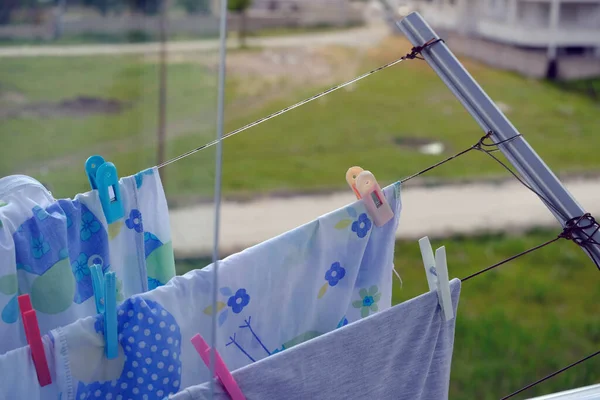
[155,39,441,170]
[143,32,599,397]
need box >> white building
[406,0,600,78]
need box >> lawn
[176,229,600,400]
[0,24,360,47]
[0,53,221,197]
[1,36,599,203]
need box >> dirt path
[0,26,388,58]
[170,176,600,257]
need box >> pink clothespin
[355,170,394,227]
[345,166,364,199]
[191,334,246,400]
[18,294,52,387]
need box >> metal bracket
[396,12,600,267]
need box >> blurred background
[0,0,599,398]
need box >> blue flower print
[325,262,346,287]
[352,286,381,318]
[58,248,69,260]
[80,211,101,241]
[227,288,250,314]
[135,168,154,189]
[125,209,143,233]
[31,235,50,259]
[32,206,49,221]
[148,277,162,290]
[351,213,372,238]
[71,253,90,282]
[337,316,348,328]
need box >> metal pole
[157,0,168,185]
[209,0,229,398]
[397,12,600,266]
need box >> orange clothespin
[346,166,364,199]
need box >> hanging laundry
[0,182,402,400]
[171,279,461,400]
[0,335,60,399]
[0,168,175,354]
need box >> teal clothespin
[90,265,118,359]
[85,155,124,224]
[85,155,106,190]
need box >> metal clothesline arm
[396,12,600,267]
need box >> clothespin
[85,155,106,190]
[345,166,364,199]
[191,333,246,400]
[418,237,454,322]
[85,155,124,224]
[90,265,118,359]
[18,294,52,386]
[355,170,394,227]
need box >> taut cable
[156,39,444,169]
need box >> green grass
[0,53,222,198]
[122,46,600,201]
[391,230,600,399]
[207,56,600,197]
[176,229,600,399]
[1,40,599,202]
[0,31,166,46]
[243,22,364,38]
[0,24,358,47]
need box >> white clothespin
[418,236,454,322]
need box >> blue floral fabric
[0,169,176,354]
[37,183,403,399]
[0,182,402,399]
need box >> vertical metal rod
[209,0,229,398]
[157,0,168,185]
[397,12,600,266]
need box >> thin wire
[156,57,408,169]
[461,236,561,282]
[399,131,568,219]
[399,131,600,274]
[400,145,477,184]
[399,131,495,184]
[208,0,229,397]
[475,138,569,222]
[500,350,600,400]
[392,265,403,288]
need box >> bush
[126,29,152,42]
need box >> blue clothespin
[85,155,124,224]
[90,265,118,359]
[85,155,106,190]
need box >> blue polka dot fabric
[76,298,182,400]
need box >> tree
[0,0,47,25]
[228,0,251,48]
[126,0,162,15]
[0,0,20,25]
[82,0,125,16]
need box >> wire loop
[405,38,445,60]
